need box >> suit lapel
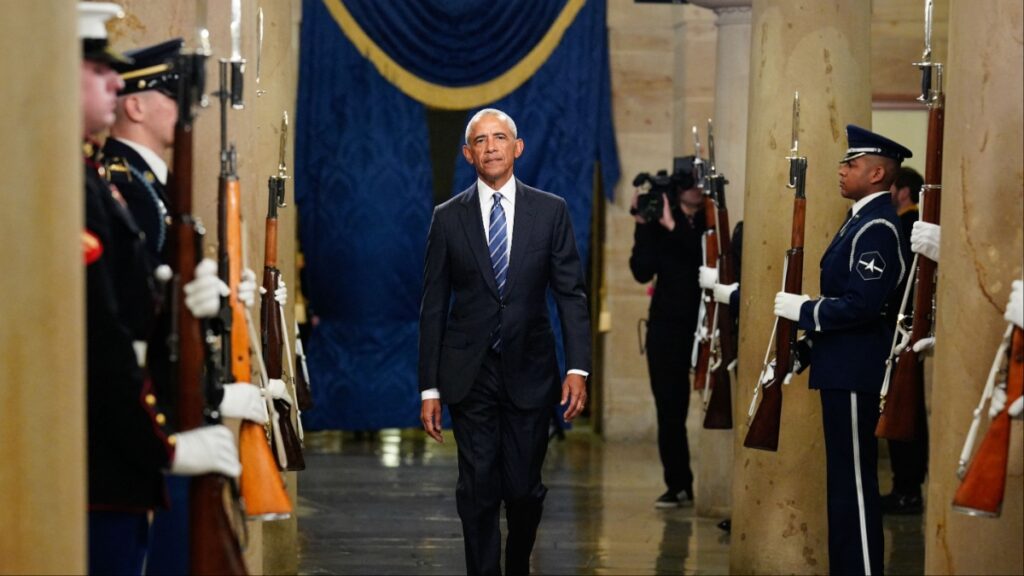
[503,180,536,298]
[458,184,499,298]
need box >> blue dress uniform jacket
[797,193,908,392]
[85,145,174,511]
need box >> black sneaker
[654,490,681,509]
[881,492,923,515]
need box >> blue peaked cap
[842,124,913,163]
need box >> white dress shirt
[422,176,587,402]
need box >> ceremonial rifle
[214,0,292,519]
[744,92,806,452]
[261,111,305,471]
[877,0,944,441]
[703,119,734,430]
[952,322,1023,517]
[167,3,248,572]
[294,320,314,410]
[691,127,715,392]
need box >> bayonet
[226,0,245,109]
[271,111,289,208]
[786,92,806,199]
[707,118,717,175]
[913,0,943,104]
[256,7,265,97]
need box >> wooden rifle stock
[745,94,805,452]
[952,326,1023,516]
[703,168,734,430]
[744,242,804,451]
[877,67,944,441]
[216,59,292,520]
[261,171,305,472]
[169,47,247,574]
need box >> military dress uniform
[102,38,194,576]
[794,126,911,575]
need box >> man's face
[81,59,124,136]
[140,90,179,151]
[679,185,703,209]
[838,156,881,201]
[462,114,523,189]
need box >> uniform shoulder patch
[856,251,886,281]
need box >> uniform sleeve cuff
[567,369,589,378]
[421,388,441,401]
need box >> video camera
[629,156,697,223]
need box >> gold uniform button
[168,435,178,446]
[156,413,167,425]
[145,394,157,406]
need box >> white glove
[1005,279,1023,329]
[264,378,293,406]
[260,277,289,307]
[183,258,229,319]
[912,336,936,354]
[910,221,941,262]
[218,383,269,423]
[699,266,718,290]
[170,425,241,478]
[237,268,257,308]
[774,292,810,322]
[714,282,739,305]
[1011,396,1024,419]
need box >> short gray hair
[464,108,518,144]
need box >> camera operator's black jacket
[629,207,706,326]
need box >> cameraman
[629,158,706,508]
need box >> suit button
[500,304,506,310]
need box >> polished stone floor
[297,425,925,575]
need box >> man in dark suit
[881,166,929,515]
[419,108,591,575]
[774,125,911,575]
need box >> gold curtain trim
[322,0,586,110]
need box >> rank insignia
[856,251,886,281]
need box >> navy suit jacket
[798,193,908,392]
[418,180,591,409]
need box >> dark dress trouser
[820,389,885,576]
[887,367,929,496]
[449,350,551,576]
[645,319,694,494]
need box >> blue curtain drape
[297,0,619,430]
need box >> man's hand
[1005,279,1023,329]
[910,221,941,262]
[631,189,646,224]
[560,373,587,422]
[658,193,675,231]
[183,258,229,319]
[237,268,257,308]
[713,282,738,305]
[774,292,810,322]
[699,266,718,290]
[421,399,443,443]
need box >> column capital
[689,0,751,25]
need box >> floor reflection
[298,427,924,575]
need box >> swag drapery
[297,0,619,430]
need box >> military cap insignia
[856,251,886,281]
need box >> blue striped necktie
[488,192,508,350]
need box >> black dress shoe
[717,518,731,533]
[881,492,923,515]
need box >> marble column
[924,1,1023,573]
[729,1,871,573]
[0,2,84,572]
[690,0,752,519]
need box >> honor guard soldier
[99,35,267,574]
[80,4,242,574]
[773,125,912,575]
